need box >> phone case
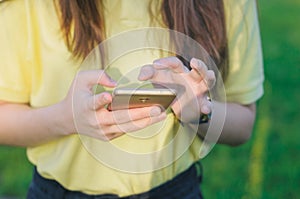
[108,88,177,111]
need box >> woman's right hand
[62,70,166,141]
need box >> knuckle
[146,117,156,126]
[97,115,112,126]
[145,116,159,126]
[90,118,100,129]
[135,110,148,118]
[136,120,150,130]
[112,111,129,123]
[206,71,216,87]
[127,109,146,120]
[207,70,215,79]
[97,118,106,126]
[124,124,136,132]
[94,113,111,128]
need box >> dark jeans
[27,163,203,199]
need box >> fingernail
[110,78,117,85]
[153,62,165,69]
[190,58,197,65]
[159,112,167,120]
[140,71,147,78]
[153,59,160,64]
[150,107,162,116]
[191,58,205,67]
[102,94,110,103]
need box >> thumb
[77,70,117,89]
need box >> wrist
[197,110,212,140]
[55,100,76,136]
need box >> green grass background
[0,0,299,198]
[202,0,300,198]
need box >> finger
[138,64,156,81]
[99,106,163,125]
[200,96,212,115]
[189,58,208,81]
[77,70,117,89]
[153,57,188,73]
[103,132,124,141]
[106,112,167,133]
[205,70,216,89]
[89,92,113,110]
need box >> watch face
[199,113,211,124]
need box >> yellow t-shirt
[0,0,264,196]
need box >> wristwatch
[199,95,212,124]
[199,112,212,124]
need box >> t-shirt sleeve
[0,1,31,103]
[224,0,264,104]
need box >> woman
[0,0,264,198]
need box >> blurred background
[0,0,299,198]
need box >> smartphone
[108,88,177,111]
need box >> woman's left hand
[138,57,216,123]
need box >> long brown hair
[57,0,228,79]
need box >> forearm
[0,101,73,147]
[198,102,256,146]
